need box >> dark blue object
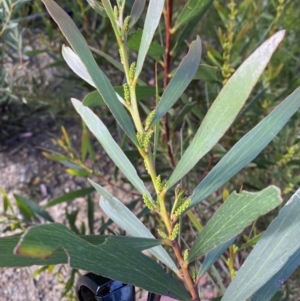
[76,273,135,301]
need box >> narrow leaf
[62,45,94,87]
[129,0,146,28]
[86,0,106,17]
[42,0,137,144]
[14,224,189,300]
[0,234,163,267]
[135,0,164,78]
[72,99,151,198]
[14,195,54,222]
[190,86,300,207]
[89,179,178,273]
[188,186,282,262]
[222,188,300,301]
[173,0,214,32]
[44,187,95,208]
[199,237,235,277]
[251,248,300,301]
[166,31,285,190]
[151,37,202,125]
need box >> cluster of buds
[136,130,154,152]
[174,198,191,217]
[129,62,136,83]
[113,6,119,20]
[157,228,168,239]
[191,267,197,283]
[155,175,165,194]
[143,158,150,173]
[183,249,189,261]
[123,83,130,106]
[170,223,179,240]
[142,194,158,211]
[144,110,155,131]
[118,16,130,37]
[172,184,191,219]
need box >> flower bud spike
[123,16,130,33]
[170,223,179,240]
[119,49,123,64]
[158,229,168,239]
[183,249,189,261]
[136,132,144,147]
[123,83,130,105]
[113,6,119,20]
[191,267,197,282]
[174,198,191,216]
[144,158,150,173]
[144,110,156,131]
[142,194,157,210]
[156,175,164,192]
[143,129,153,149]
[129,62,136,82]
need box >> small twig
[172,240,201,301]
[163,0,175,168]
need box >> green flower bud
[123,16,130,33]
[158,229,168,239]
[143,129,153,149]
[119,49,123,64]
[113,6,119,20]
[144,110,156,131]
[174,198,191,216]
[183,249,189,261]
[129,62,136,82]
[144,158,150,173]
[170,223,179,240]
[142,194,157,210]
[123,83,130,104]
[156,175,165,192]
[117,26,123,37]
[191,267,197,282]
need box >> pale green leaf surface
[173,0,214,32]
[222,188,300,301]
[13,224,189,300]
[62,46,126,106]
[42,0,137,144]
[62,45,94,87]
[199,237,235,277]
[151,37,202,125]
[129,0,146,28]
[89,179,178,273]
[251,248,300,301]
[188,187,282,262]
[190,86,300,207]
[135,0,164,78]
[72,99,151,198]
[166,30,285,190]
[0,234,163,267]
